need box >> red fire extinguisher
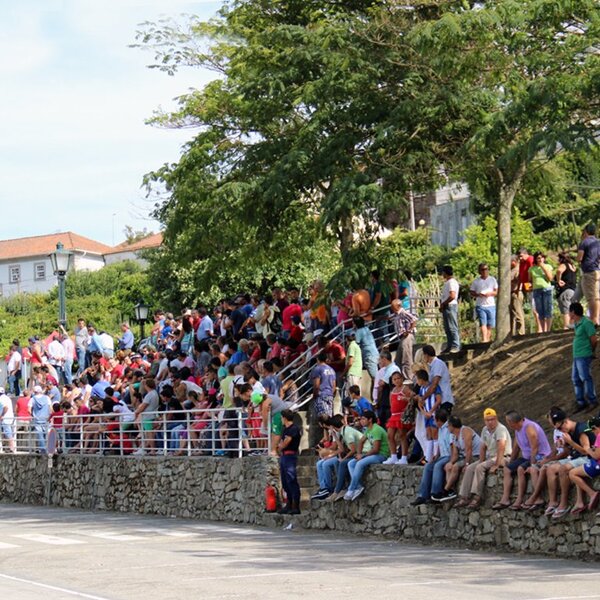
[265,485,278,512]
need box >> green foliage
[0,262,151,355]
[450,210,544,283]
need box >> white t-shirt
[372,366,386,402]
[441,278,459,305]
[113,401,135,423]
[0,394,14,422]
[429,357,454,405]
[382,363,401,384]
[470,276,498,308]
[7,351,21,372]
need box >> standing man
[344,330,363,392]
[390,298,417,379]
[117,323,135,353]
[7,344,22,397]
[310,352,337,447]
[31,385,52,453]
[421,345,454,413]
[577,223,600,326]
[61,332,75,385]
[75,318,89,374]
[47,334,66,385]
[569,302,598,412]
[510,255,526,336]
[0,387,16,453]
[278,409,302,515]
[439,265,460,353]
[470,263,498,343]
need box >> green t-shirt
[340,425,363,450]
[347,340,363,377]
[573,317,596,358]
[366,423,390,458]
[529,265,553,290]
[220,375,235,409]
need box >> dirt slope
[449,331,600,432]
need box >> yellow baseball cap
[483,408,497,418]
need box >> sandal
[571,505,587,516]
[551,507,570,520]
[526,501,545,512]
[492,501,511,510]
[467,498,482,509]
[544,505,558,516]
[454,498,470,508]
[509,503,524,511]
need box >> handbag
[401,396,417,425]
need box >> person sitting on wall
[343,410,390,501]
[411,408,451,506]
[455,408,512,508]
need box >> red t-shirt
[16,396,31,420]
[519,255,534,286]
[282,304,302,332]
[326,341,346,373]
[51,410,64,429]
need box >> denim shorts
[475,305,496,327]
[533,287,553,320]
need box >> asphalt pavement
[0,503,599,599]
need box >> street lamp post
[49,242,74,329]
[134,301,150,342]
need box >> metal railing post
[237,409,243,458]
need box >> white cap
[33,385,43,393]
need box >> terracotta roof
[105,232,163,255]
[0,232,113,261]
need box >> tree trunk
[494,186,514,346]
[338,213,354,268]
[493,162,527,348]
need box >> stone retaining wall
[0,455,279,525]
[1,455,599,560]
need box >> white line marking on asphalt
[135,528,195,537]
[0,542,19,550]
[0,573,111,599]
[14,533,85,546]
[523,596,600,600]
[76,531,142,542]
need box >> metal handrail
[3,407,272,458]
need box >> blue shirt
[91,380,110,399]
[579,236,600,273]
[353,396,373,416]
[118,329,134,350]
[311,363,336,398]
[32,394,52,422]
[227,351,248,366]
[196,316,214,341]
[354,326,378,362]
[262,374,281,396]
[88,333,104,354]
[48,386,61,405]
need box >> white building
[0,232,111,297]
[103,233,163,266]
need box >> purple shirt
[515,418,551,460]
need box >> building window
[34,262,46,281]
[9,265,21,284]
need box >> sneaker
[311,489,331,501]
[133,448,145,456]
[410,497,426,506]
[335,490,347,502]
[430,493,443,502]
[383,456,399,465]
[325,492,340,503]
[289,507,301,515]
[343,491,354,501]
[278,505,291,515]
[398,456,408,465]
[439,489,458,502]
[351,486,365,501]
[449,347,461,354]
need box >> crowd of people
[0,224,598,517]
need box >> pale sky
[0,0,222,247]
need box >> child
[278,409,302,514]
[568,416,600,514]
[416,369,442,462]
[50,402,65,452]
[347,385,372,422]
[383,373,413,465]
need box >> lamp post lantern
[49,242,74,328]
[134,300,150,341]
